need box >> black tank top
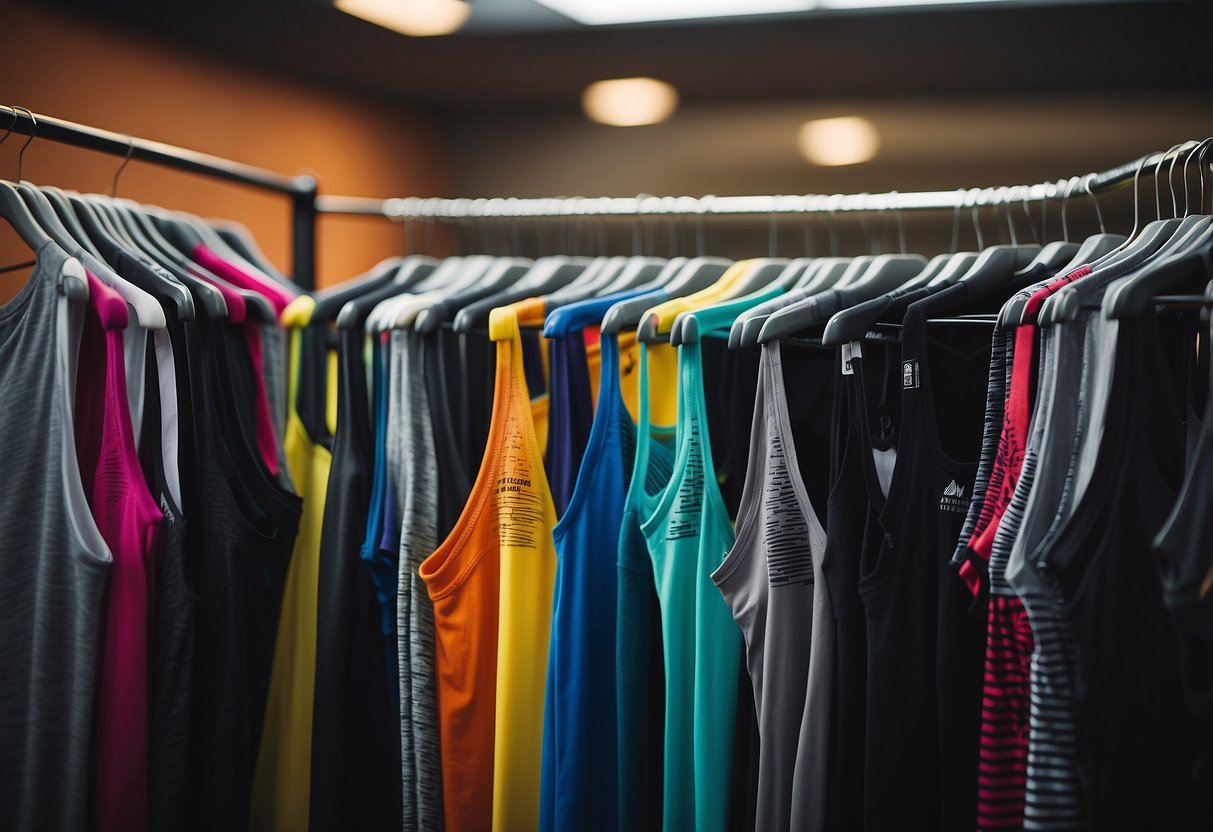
[1044,311,1209,830]
[852,286,988,832]
[184,316,301,831]
[821,350,871,832]
[1153,316,1213,805]
[310,327,402,832]
[139,319,194,832]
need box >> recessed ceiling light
[798,116,881,166]
[335,0,470,36]
[818,0,995,7]
[535,0,812,26]
[582,78,679,127]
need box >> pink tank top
[75,270,164,832]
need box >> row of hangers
[306,138,1212,360]
[0,108,298,326]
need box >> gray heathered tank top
[0,242,112,831]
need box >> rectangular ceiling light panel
[530,0,815,25]
[534,0,1025,24]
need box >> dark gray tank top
[712,341,831,832]
[0,241,112,831]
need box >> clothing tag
[902,359,919,389]
[841,341,862,375]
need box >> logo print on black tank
[940,479,968,513]
[763,430,813,587]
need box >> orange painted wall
[0,3,450,297]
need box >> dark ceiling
[28,0,1213,117]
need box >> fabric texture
[642,338,741,832]
[0,243,112,832]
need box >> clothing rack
[1,105,319,290]
[4,102,1202,290]
[314,142,1201,221]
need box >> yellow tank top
[496,296,552,455]
[250,295,334,832]
[487,304,559,832]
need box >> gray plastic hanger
[0,181,89,299]
[600,256,731,335]
[729,256,858,348]
[1054,141,1213,324]
[637,257,789,344]
[453,256,591,333]
[1015,177,1081,279]
[84,196,227,318]
[18,185,164,328]
[135,204,252,309]
[335,256,439,328]
[731,255,871,348]
[210,220,295,288]
[42,187,195,319]
[414,257,533,334]
[1088,145,1192,273]
[39,186,101,259]
[669,257,810,346]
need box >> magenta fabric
[76,271,164,832]
[192,242,293,315]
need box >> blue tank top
[539,331,632,832]
[543,288,650,515]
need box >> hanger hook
[1127,151,1153,239]
[970,188,985,250]
[1179,139,1207,218]
[1060,175,1079,241]
[768,210,778,258]
[999,186,1018,246]
[887,191,906,255]
[949,188,963,252]
[1199,138,1213,216]
[0,106,18,146]
[1080,172,1106,234]
[826,196,838,257]
[1170,142,1191,218]
[1154,143,1184,221]
[801,195,814,257]
[1022,184,1041,245]
[15,106,36,183]
[110,134,135,198]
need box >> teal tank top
[641,338,741,832]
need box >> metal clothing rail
[315,141,1203,222]
[1,105,319,289]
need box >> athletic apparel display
[4,140,1212,832]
